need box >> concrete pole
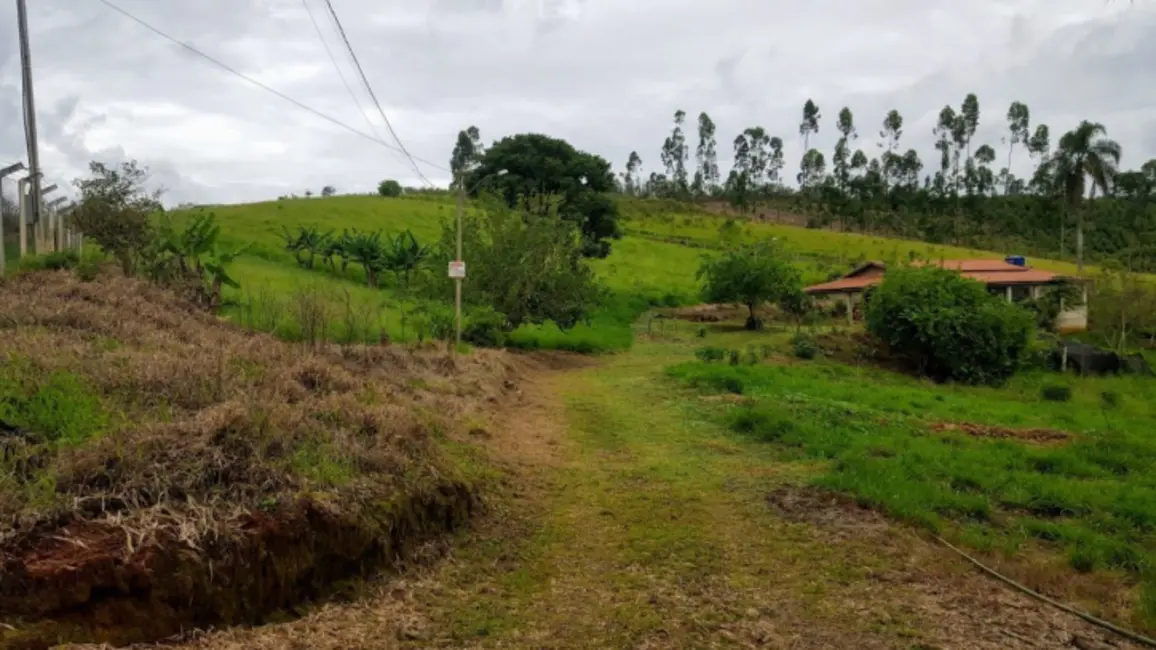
[17,178,27,257]
[16,0,43,230]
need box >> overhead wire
[318,0,435,187]
[299,1,385,143]
[93,0,449,176]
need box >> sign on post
[448,260,466,279]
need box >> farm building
[804,258,1089,333]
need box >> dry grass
[0,271,517,648]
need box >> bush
[694,346,726,363]
[865,266,1035,385]
[17,249,79,273]
[792,333,818,360]
[70,160,160,276]
[414,303,455,341]
[377,179,402,197]
[74,253,103,282]
[463,306,508,348]
[1041,384,1073,402]
[1101,390,1120,409]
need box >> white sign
[448,260,466,279]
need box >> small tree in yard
[696,240,802,330]
[865,266,1035,385]
[71,160,162,275]
[378,179,402,197]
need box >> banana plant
[156,212,220,277]
[280,225,307,267]
[383,229,431,289]
[203,244,250,310]
[344,230,387,287]
[322,229,350,273]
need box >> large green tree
[467,133,621,258]
[1048,121,1122,272]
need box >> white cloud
[0,0,1151,206]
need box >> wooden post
[845,293,853,325]
[1005,285,1013,303]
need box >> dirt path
[93,351,1141,649]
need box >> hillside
[185,193,1117,353]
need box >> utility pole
[453,181,465,352]
[16,0,43,231]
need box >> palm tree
[1047,121,1121,272]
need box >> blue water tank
[1005,255,1026,267]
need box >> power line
[319,0,434,187]
[93,0,449,176]
[299,1,379,141]
[300,0,414,174]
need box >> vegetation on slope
[615,97,1156,272]
[0,271,514,648]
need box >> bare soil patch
[0,271,518,649]
[932,421,1072,444]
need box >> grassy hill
[182,193,1120,352]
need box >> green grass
[668,348,1156,620]
[0,360,108,446]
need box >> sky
[0,0,1154,206]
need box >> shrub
[463,306,508,348]
[414,303,455,341]
[1041,384,1073,402]
[70,160,160,276]
[1101,390,1120,409]
[792,333,818,360]
[16,250,79,273]
[694,346,726,363]
[695,326,707,338]
[74,253,103,282]
[865,266,1035,385]
[377,179,402,197]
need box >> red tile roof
[805,259,1073,295]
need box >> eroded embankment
[0,271,516,648]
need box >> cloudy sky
[0,0,1153,206]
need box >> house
[804,258,1089,333]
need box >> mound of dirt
[931,422,1070,444]
[0,271,517,648]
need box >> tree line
[622,99,1156,272]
